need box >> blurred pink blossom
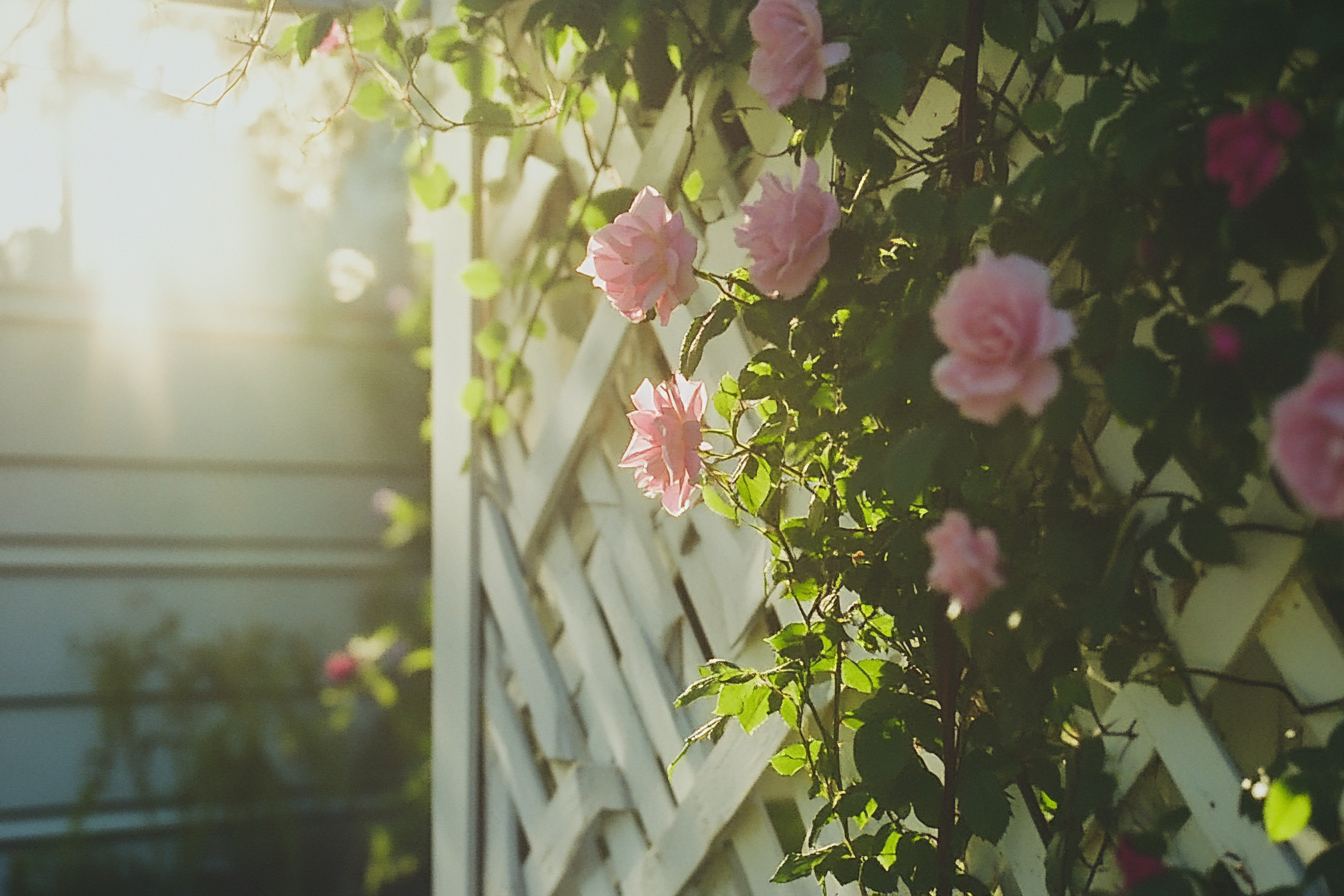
[385,284,414,316]
[1270,351,1344,518]
[1115,837,1165,891]
[619,374,707,516]
[315,19,347,55]
[1206,321,1242,364]
[577,187,698,326]
[931,249,1075,424]
[734,158,841,299]
[747,0,849,110]
[324,651,357,684]
[371,487,398,518]
[1206,98,1300,208]
[925,511,1003,616]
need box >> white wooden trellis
[427,0,1344,894]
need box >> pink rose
[747,0,850,110]
[315,19,347,55]
[1115,837,1165,892]
[930,250,1075,425]
[371,487,398,518]
[324,651,357,684]
[734,158,841,299]
[1206,99,1301,209]
[618,374,707,516]
[925,510,1003,616]
[577,187,698,326]
[1269,351,1344,519]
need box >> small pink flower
[1206,98,1301,209]
[734,158,841,299]
[1206,321,1242,364]
[930,250,1075,425]
[315,19,347,55]
[747,0,850,110]
[371,487,398,518]
[925,511,1004,616]
[325,651,357,684]
[577,187,698,326]
[1270,351,1344,519]
[618,374,707,516]
[1115,837,1165,891]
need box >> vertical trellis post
[429,3,481,894]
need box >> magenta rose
[925,510,1003,616]
[733,158,841,299]
[577,187,698,326]
[1270,351,1344,519]
[324,651,357,685]
[1206,98,1301,209]
[747,0,850,110]
[930,249,1075,425]
[619,374,707,516]
[1115,837,1165,892]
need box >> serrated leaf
[351,80,391,120]
[411,163,455,210]
[842,658,885,694]
[701,484,737,521]
[770,742,819,776]
[1264,778,1311,842]
[772,847,836,883]
[680,300,737,376]
[736,455,772,515]
[461,259,502,299]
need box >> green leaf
[738,684,770,733]
[411,163,455,210]
[770,742,819,777]
[883,427,945,509]
[957,751,1011,842]
[772,847,836,883]
[1105,346,1172,425]
[682,169,704,202]
[1020,99,1062,133]
[426,26,462,62]
[273,23,300,57]
[1180,505,1239,565]
[701,484,738,522]
[842,658,886,694]
[460,259,502,300]
[1264,778,1311,842]
[459,377,486,419]
[473,320,508,361]
[351,80,391,120]
[737,456,772,515]
[295,13,334,64]
[854,52,906,117]
[394,0,422,20]
[712,374,739,422]
[680,300,737,376]
[350,6,387,51]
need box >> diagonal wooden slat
[523,763,632,896]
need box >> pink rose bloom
[734,158,841,299]
[315,19,347,55]
[324,651,357,684]
[577,187,698,326]
[1115,837,1165,891]
[1206,321,1242,364]
[925,510,1003,616]
[930,250,1075,425]
[1270,351,1344,519]
[618,374,707,516]
[747,0,850,110]
[1206,99,1301,209]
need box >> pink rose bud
[1270,351,1344,518]
[385,284,414,315]
[1115,836,1165,891]
[747,0,850,110]
[1206,98,1301,209]
[930,249,1076,425]
[577,187,699,326]
[324,651,357,684]
[315,19,347,55]
[618,373,707,516]
[925,510,1004,616]
[371,487,398,518]
[1206,321,1242,364]
[734,158,841,299]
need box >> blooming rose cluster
[1270,351,1344,519]
[619,373,708,517]
[578,187,699,326]
[930,250,1076,425]
[734,158,841,299]
[925,511,1003,617]
[1205,98,1300,209]
[747,0,850,110]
